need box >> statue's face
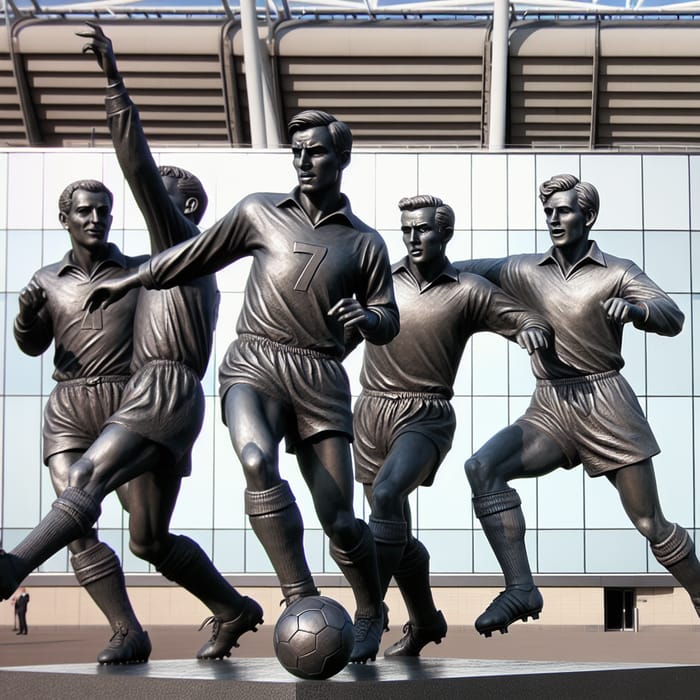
[401,207,445,266]
[291,126,342,196]
[543,188,588,251]
[60,189,112,251]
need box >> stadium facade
[1,4,699,631]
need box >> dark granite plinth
[1,657,698,699]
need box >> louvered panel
[0,53,27,145]
[282,59,482,77]
[285,96,482,114]
[279,57,484,146]
[38,106,224,121]
[36,91,224,107]
[4,17,700,149]
[281,77,483,93]
[518,96,592,109]
[352,126,483,146]
[597,125,700,144]
[24,53,228,146]
[598,56,700,146]
[231,54,251,146]
[26,57,221,74]
[32,76,224,91]
[510,56,593,147]
[51,123,228,136]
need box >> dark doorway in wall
[604,588,636,631]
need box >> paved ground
[1,623,699,668]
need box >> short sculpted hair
[58,179,113,216]
[287,110,352,158]
[159,165,208,224]
[398,195,455,235]
[539,173,599,223]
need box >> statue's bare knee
[129,532,168,564]
[68,457,97,492]
[465,456,490,494]
[370,481,403,521]
[632,514,671,543]
[239,442,279,491]
[319,504,357,548]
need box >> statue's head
[398,194,455,265]
[539,174,599,251]
[159,165,208,225]
[539,174,599,227]
[288,111,352,196]
[58,179,113,250]
[288,110,352,160]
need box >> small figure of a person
[15,587,29,635]
[9,595,17,630]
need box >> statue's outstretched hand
[328,297,379,333]
[76,21,121,83]
[17,279,47,325]
[85,272,140,312]
[516,326,550,355]
[602,297,645,325]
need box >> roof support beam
[240,0,267,146]
[220,19,245,146]
[589,17,600,148]
[240,0,281,147]
[7,16,43,145]
[488,0,509,150]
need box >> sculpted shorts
[218,334,353,448]
[518,370,660,477]
[353,390,456,487]
[43,375,128,464]
[106,359,204,475]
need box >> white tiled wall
[0,149,697,577]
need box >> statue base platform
[2,657,698,699]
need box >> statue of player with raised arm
[78,108,399,662]
[0,24,263,662]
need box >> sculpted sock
[11,487,101,579]
[155,534,244,618]
[473,488,534,589]
[71,539,142,632]
[329,519,382,619]
[246,481,318,603]
[651,524,700,616]
[369,516,407,597]
[393,536,439,626]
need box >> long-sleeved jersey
[455,241,684,380]
[14,244,144,381]
[359,258,549,398]
[105,82,219,379]
[135,188,399,358]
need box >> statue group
[0,24,698,675]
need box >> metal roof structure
[8,0,700,17]
[2,1,700,148]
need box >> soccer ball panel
[273,595,354,680]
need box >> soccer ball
[273,595,354,680]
